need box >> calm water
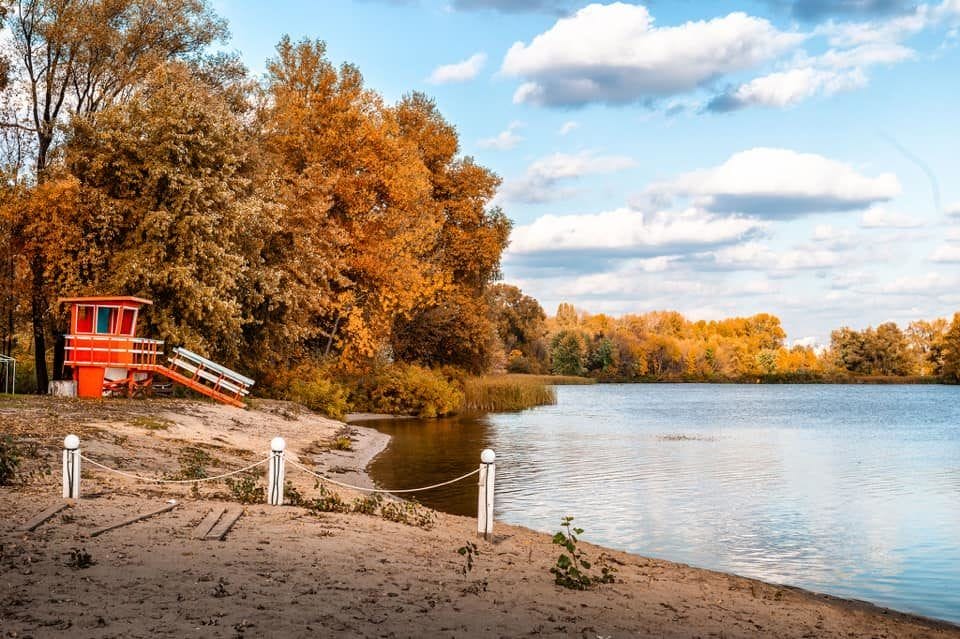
[364,384,960,624]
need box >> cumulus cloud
[859,206,923,228]
[478,121,524,150]
[427,52,486,84]
[506,207,766,270]
[501,3,803,107]
[497,151,636,203]
[559,120,579,135]
[706,67,867,111]
[647,147,901,218]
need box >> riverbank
[1,396,958,638]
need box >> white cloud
[507,207,765,257]
[931,244,960,262]
[558,120,579,135]
[648,147,901,218]
[478,121,524,150]
[946,201,960,217]
[497,151,636,203]
[860,206,923,228]
[427,52,487,84]
[878,271,960,295]
[711,241,848,271]
[708,67,866,111]
[501,3,803,106]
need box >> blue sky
[218,0,960,345]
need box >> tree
[487,283,546,355]
[2,0,228,391]
[57,63,266,362]
[941,313,960,383]
[550,330,584,376]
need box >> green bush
[360,364,464,418]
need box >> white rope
[80,454,270,484]
[287,459,480,494]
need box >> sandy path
[1,397,959,638]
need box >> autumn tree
[388,93,510,373]
[59,63,267,363]
[2,0,228,391]
[487,283,546,352]
[940,313,960,383]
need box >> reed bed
[462,375,560,412]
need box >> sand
[1,396,959,638]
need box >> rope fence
[60,434,497,538]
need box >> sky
[217,0,960,345]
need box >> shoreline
[1,395,958,637]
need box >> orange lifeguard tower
[60,296,254,408]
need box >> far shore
[1,395,958,638]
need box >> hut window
[96,307,117,334]
[120,308,137,336]
[76,306,94,333]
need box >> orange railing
[64,335,165,368]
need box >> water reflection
[363,384,960,624]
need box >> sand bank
[1,396,958,638]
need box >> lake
[363,383,960,624]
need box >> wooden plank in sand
[18,502,71,532]
[88,502,178,538]
[192,506,226,539]
[203,506,243,541]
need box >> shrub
[352,493,383,515]
[274,362,351,419]
[360,364,464,418]
[0,436,22,485]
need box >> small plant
[0,436,22,486]
[130,416,172,430]
[301,482,350,513]
[225,473,265,504]
[351,493,383,515]
[65,547,95,569]
[176,447,211,480]
[285,481,306,506]
[331,435,353,451]
[550,516,616,590]
[457,541,479,576]
[380,498,435,529]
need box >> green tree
[550,330,584,376]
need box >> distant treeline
[495,299,960,384]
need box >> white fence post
[62,434,80,500]
[267,437,285,506]
[477,449,495,540]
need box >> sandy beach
[1,396,958,638]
